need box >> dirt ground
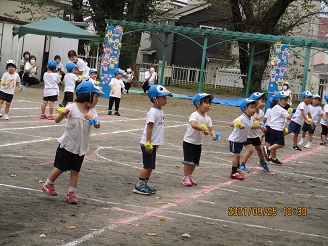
[0,83,327,246]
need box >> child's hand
[111,88,116,94]
[84,113,92,121]
[123,89,127,94]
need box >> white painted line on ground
[0,138,55,147]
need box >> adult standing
[142,65,157,94]
[67,50,90,81]
[19,51,30,83]
[24,55,40,86]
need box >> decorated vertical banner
[268,41,290,99]
[100,25,124,98]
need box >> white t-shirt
[64,73,78,93]
[248,109,264,138]
[58,103,98,156]
[56,62,66,74]
[145,71,157,86]
[43,72,61,97]
[140,107,165,145]
[24,62,37,77]
[228,114,252,143]
[264,108,272,127]
[1,72,21,95]
[284,89,292,106]
[308,105,324,124]
[75,58,90,80]
[270,105,289,131]
[320,104,328,125]
[291,102,310,125]
[183,111,213,145]
[20,58,28,72]
[109,78,124,98]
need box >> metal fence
[78,54,101,72]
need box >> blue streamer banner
[100,25,124,98]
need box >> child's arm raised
[55,108,70,123]
[190,120,209,135]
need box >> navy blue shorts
[245,137,261,146]
[270,129,285,146]
[182,141,202,166]
[229,141,244,154]
[265,125,271,143]
[43,95,58,102]
[321,124,328,136]
[288,121,301,134]
[54,145,84,172]
[301,122,315,134]
[141,144,157,169]
[0,91,14,103]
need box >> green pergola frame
[106,19,328,96]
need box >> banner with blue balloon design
[100,25,124,98]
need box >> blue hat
[114,68,124,75]
[192,93,214,106]
[312,93,321,99]
[6,59,16,68]
[76,81,105,95]
[324,93,328,103]
[89,68,98,74]
[65,62,77,71]
[240,98,255,111]
[250,92,264,101]
[148,85,172,99]
[48,60,57,68]
[275,91,289,99]
[301,91,312,98]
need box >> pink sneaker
[42,182,58,196]
[189,176,197,185]
[182,176,192,187]
[40,114,47,119]
[47,115,54,120]
[67,192,78,204]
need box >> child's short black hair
[196,96,212,108]
[54,55,61,60]
[48,67,56,72]
[258,94,267,102]
[75,92,96,103]
[269,100,277,108]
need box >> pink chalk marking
[108,207,175,220]
[282,146,322,162]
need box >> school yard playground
[0,84,327,246]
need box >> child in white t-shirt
[88,68,98,85]
[320,93,328,146]
[240,92,270,173]
[42,81,104,204]
[263,91,293,165]
[299,94,324,148]
[54,55,65,83]
[68,50,90,80]
[0,60,22,120]
[182,93,217,186]
[108,68,126,116]
[40,60,61,120]
[283,81,293,106]
[288,91,313,151]
[228,98,256,180]
[133,85,172,195]
[263,96,277,148]
[61,62,81,107]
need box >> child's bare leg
[308,133,313,143]
[139,168,152,179]
[48,168,63,182]
[301,130,306,139]
[240,144,253,165]
[69,170,79,188]
[4,102,10,114]
[293,133,299,145]
[189,165,195,176]
[41,100,48,114]
[232,153,240,168]
[183,164,191,176]
[0,100,4,111]
[49,101,54,115]
[255,145,265,160]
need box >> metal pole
[198,34,208,92]
[302,45,311,92]
[159,32,168,85]
[96,46,99,71]
[245,44,256,98]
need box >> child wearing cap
[228,98,256,180]
[61,62,81,107]
[288,91,313,151]
[0,60,22,120]
[320,93,328,146]
[40,60,61,120]
[263,91,293,165]
[42,81,104,204]
[240,92,270,172]
[108,68,126,116]
[181,93,217,186]
[133,85,172,195]
[299,94,324,149]
[88,68,98,85]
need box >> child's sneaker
[259,162,270,172]
[133,184,151,195]
[292,145,302,151]
[189,176,197,185]
[114,112,120,116]
[298,138,306,145]
[0,113,2,118]
[3,114,9,120]
[40,114,47,119]
[239,165,249,173]
[304,142,312,149]
[320,142,327,146]
[108,111,112,115]
[47,115,54,120]
[263,146,271,160]
[67,192,78,204]
[182,176,192,186]
[270,158,283,165]
[42,182,58,196]
[230,172,245,180]
[145,184,156,194]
